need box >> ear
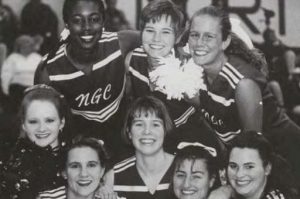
[127,128,132,139]
[209,175,216,188]
[222,34,231,50]
[265,163,272,176]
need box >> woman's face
[66,0,104,50]
[188,14,228,68]
[227,148,271,199]
[173,159,214,199]
[65,146,104,198]
[23,100,65,148]
[142,14,176,59]
[129,111,165,156]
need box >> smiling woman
[38,136,111,199]
[0,84,70,198]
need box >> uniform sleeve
[34,60,51,85]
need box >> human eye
[27,119,38,124]
[153,121,162,128]
[192,174,202,179]
[144,27,154,33]
[189,32,200,40]
[244,164,254,170]
[71,16,83,25]
[133,121,143,127]
[175,172,185,178]
[87,161,99,168]
[46,118,55,123]
[69,163,80,169]
[162,29,173,34]
[228,163,238,170]
[90,15,101,23]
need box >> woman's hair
[19,84,71,140]
[122,95,174,145]
[189,6,266,74]
[169,144,220,197]
[20,84,68,122]
[140,0,186,39]
[228,131,299,198]
[62,136,111,171]
[62,0,105,24]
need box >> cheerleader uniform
[199,54,300,181]
[34,31,127,156]
[113,156,173,199]
[128,47,222,154]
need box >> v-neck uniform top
[113,156,174,199]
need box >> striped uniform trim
[38,186,66,199]
[114,183,169,192]
[174,106,196,127]
[71,75,126,122]
[132,47,147,57]
[205,91,235,107]
[215,129,241,143]
[114,156,136,173]
[99,32,118,43]
[219,62,244,89]
[129,66,149,84]
[49,49,122,82]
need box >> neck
[67,189,94,199]
[68,44,99,65]
[135,150,170,174]
[204,54,227,84]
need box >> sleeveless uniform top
[37,32,126,149]
[199,55,289,143]
[128,47,196,128]
[113,156,173,199]
[38,186,66,199]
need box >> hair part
[122,95,174,145]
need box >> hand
[208,185,233,199]
[94,184,118,199]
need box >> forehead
[177,159,208,172]
[70,0,102,15]
[68,146,99,162]
[190,14,221,33]
[229,148,263,164]
[26,100,58,113]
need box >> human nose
[143,123,151,135]
[80,166,89,177]
[82,18,91,31]
[153,31,161,42]
[235,167,245,178]
[38,122,47,132]
[183,176,191,188]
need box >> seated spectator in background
[104,0,131,31]
[227,131,299,199]
[0,85,69,199]
[1,35,42,113]
[170,142,221,199]
[0,0,18,53]
[20,0,59,55]
[260,28,298,105]
[38,136,114,199]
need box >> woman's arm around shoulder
[235,78,263,132]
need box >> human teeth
[194,50,207,56]
[36,134,50,138]
[182,190,196,195]
[150,44,163,49]
[81,36,93,40]
[78,180,92,186]
[236,180,249,185]
[140,139,154,144]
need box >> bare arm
[235,78,263,132]
[117,30,141,58]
